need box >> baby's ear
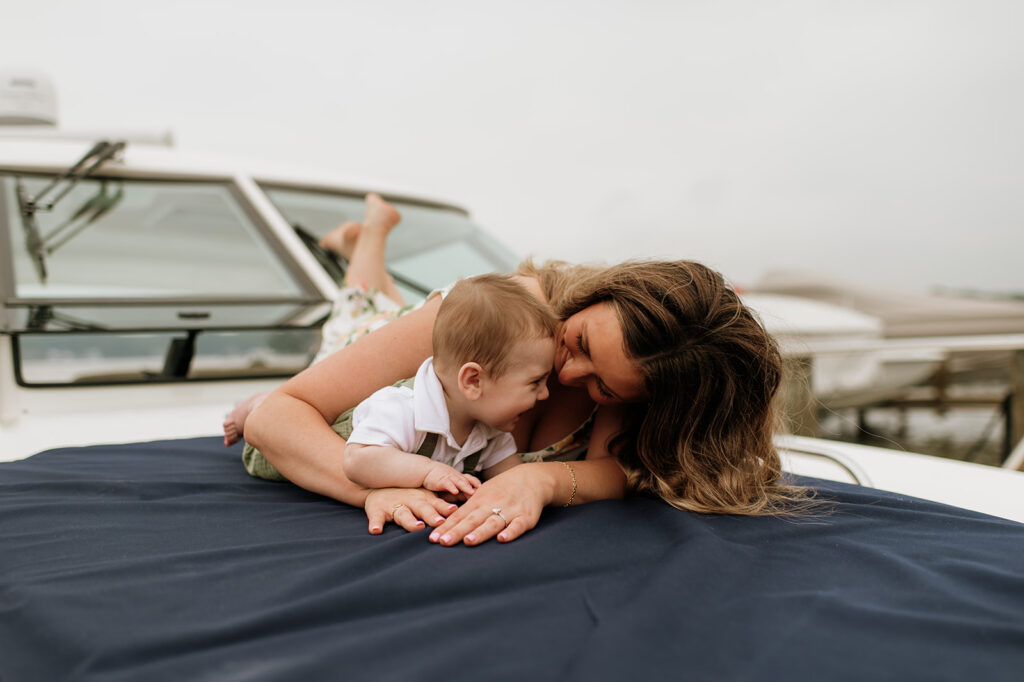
[457,362,484,400]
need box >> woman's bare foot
[318,194,399,259]
[222,392,269,446]
[319,221,362,260]
[363,192,401,232]
[339,193,406,303]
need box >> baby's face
[474,336,556,432]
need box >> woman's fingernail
[466,534,476,543]
[415,520,424,527]
[429,531,440,542]
[434,517,444,524]
[440,534,452,545]
[498,533,507,542]
[372,526,381,533]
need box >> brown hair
[520,258,811,515]
[433,273,559,377]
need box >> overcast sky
[4,0,1022,295]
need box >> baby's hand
[423,464,481,497]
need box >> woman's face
[555,302,647,405]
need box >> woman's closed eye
[576,332,617,400]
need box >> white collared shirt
[348,358,517,472]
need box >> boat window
[15,328,320,386]
[261,187,519,301]
[2,175,306,300]
[1,173,328,386]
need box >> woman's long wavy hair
[520,259,811,515]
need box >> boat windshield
[2,174,308,301]
[0,173,326,386]
[261,186,519,302]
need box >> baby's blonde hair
[433,274,558,377]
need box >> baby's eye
[575,333,586,355]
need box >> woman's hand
[428,464,557,546]
[363,487,458,535]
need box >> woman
[239,194,806,546]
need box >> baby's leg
[344,193,406,306]
[222,391,269,446]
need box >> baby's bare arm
[345,442,480,496]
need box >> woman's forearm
[245,295,441,505]
[542,457,627,507]
[245,390,369,506]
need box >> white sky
[4,0,1023,294]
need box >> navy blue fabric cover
[1,437,1022,681]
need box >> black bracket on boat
[24,304,105,332]
[16,140,127,284]
[162,329,198,379]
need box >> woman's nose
[561,354,589,383]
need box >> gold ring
[392,503,406,515]
[491,507,509,528]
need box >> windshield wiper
[16,140,127,283]
[42,180,125,254]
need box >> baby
[342,273,559,496]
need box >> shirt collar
[413,358,452,437]
[413,357,504,452]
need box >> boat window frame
[0,169,329,312]
[10,323,323,388]
[0,166,335,388]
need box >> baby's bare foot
[363,193,401,232]
[222,392,269,446]
[319,221,362,260]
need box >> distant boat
[751,269,1024,390]
[743,292,943,409]
[752,269,1024,338]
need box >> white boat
[752,269,1024,338]
[752,269,1024,389]
[742,292,944,409]
[2,77,1023,525]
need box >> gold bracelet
[562,462,577,507]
